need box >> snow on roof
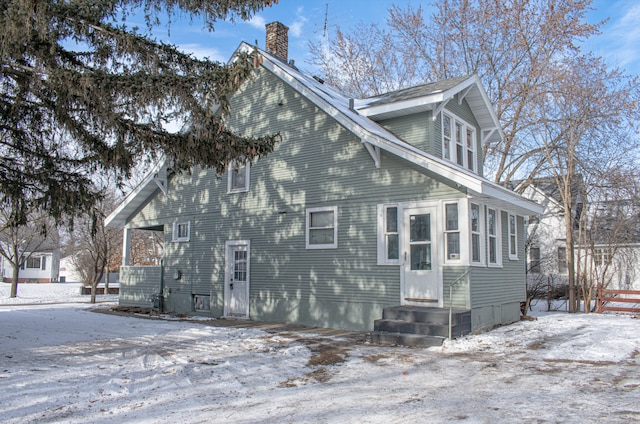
[106,44,541,228]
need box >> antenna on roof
[323,3,329,39]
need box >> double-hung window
[487,208,501,266]
[470,203,483,264]
[508,214,518,260]
[445,203,460,261]
[172,222,191,242]
[26,257,41,269]
[442,112,477,172]
[377,205,400,265]
[529,247,541,273]
[306,206,338,249]
[228,160,250,193]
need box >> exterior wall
[124,67,467,331]
[119,266,162,308]
[377,111,433,153]
[470,213,526,331]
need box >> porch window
[442,112,477,172]
[228,160,250,193]
[306,206,338,249]
[377,204,400,265]
[26,257,41,269]
[508,214,518,260]
[487,208,501,266]
[445,203,460,261]
[172,222,191,242]
[470,203,483,264]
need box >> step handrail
[449,270,471,340]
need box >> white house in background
[0,246,60,283]
[521,178,640,294]
[58,255,83,283]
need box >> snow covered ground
[1,284,639,423]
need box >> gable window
[228,160,250,193]
[470,203,483,264]
[306,206,338,249]
[508,214,518,260]
[442,112,476,172]
[487,208,501,266]
[26,257,41,269]
[529,247,541,273]
[172,222,191,242]
[557,247,568,274]
[445,203,460,261]
[377,205,400,265]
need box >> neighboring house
[105,22,542,333]
[521,178,640,297]
[58,255,83,283]
[0,245,60,283]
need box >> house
[522,178,640,299]
[105,22,542,335]
[0,244,60,283]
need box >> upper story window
[228,160,250,193]
[377,205,400,265]
[442,112,476,172]
[172,221,191,242]
[306,206,338,249]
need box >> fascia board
[105,159,166,228]
[357,92,447,117]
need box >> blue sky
[145,0,640,76]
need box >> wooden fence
[597,285,640,313]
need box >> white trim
[227,160,250,193]
[172,221,191,242]
[306,206,338,249]
[470,202,485,266]
[487,207,503,267]
[377,204,400,265]
[223,240,251,318]
[442,111,477,173]
[508,213,519,260]
[444,202,463,264]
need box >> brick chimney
[265,22,288,61]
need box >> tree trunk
[564,205,577,313]
[10,264,19,298]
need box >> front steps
[366,306,471,347]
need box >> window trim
[487,207,502,267]
[377,204,400,265]
[442,112,477,173]
[469,202,485,266]
[508,213,518,260]
[306,206,338,249]
[172,221,191,242]
[227,160,250,194]
[444,202,461,262]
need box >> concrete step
[382,306,471,327]
[365,331,446,348]
[374,318,468,338]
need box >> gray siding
[119,266,162,308]
[125,67,465,331]
[378,111,432,153]
[469,213,526,331]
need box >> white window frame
[306,206,338,249]
[172,221,191,242]
[444,202,461,262]
[227,160,250,193]
[377,204,400,265]
[487,208,502,267]
[442,112,477,173]
[508,213,518,260]
[470,202,485,265]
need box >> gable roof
[106,44,541,228]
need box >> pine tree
[0,0,279,226]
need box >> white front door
[402,207,440,305]
[224,241,250,318]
